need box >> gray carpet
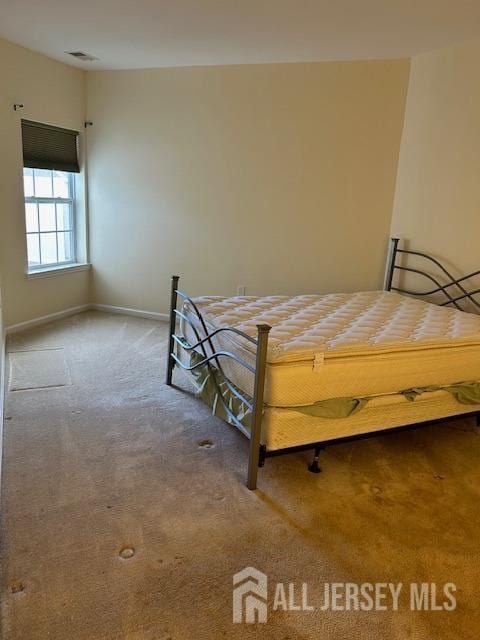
[1,311,480,639]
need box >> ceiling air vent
[66,51,98,62]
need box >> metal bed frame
[166,238,480,490]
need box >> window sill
[27,263,91,279]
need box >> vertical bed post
[166,275,180,386]
[384,237,399,291]
[247,323,271,490]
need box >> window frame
[23,168,77,272]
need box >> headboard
[383,237,480,312]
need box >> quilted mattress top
[189,291,480,364]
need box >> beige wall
[2,34,480,328]
[0,37,90,327]
[86,60,410,314]
[391,40,480,289]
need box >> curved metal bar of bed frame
[167,239,480,490]
[166,282,254,432]
[166,276,271,489]
[173,308,256,408]
[384,237,480,310]
[170,349,256,375]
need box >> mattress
[180,291,480,407]
[262,389,480,450]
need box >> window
[21,119,81,273]
[23,168,76,269]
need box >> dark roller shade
[21,120,80,173]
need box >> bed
[166,238,480,489]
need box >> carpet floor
[1,311,479,639]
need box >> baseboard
[5,304,91,334]
[90,304,168,322]
[4,302,168,336]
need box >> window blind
[21,120,80,173]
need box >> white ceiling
[1,0,480,70]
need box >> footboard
[165,275,270,489]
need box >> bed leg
[166,275,180,386]
[476,414,480,427]
[247,324,271,490]
[258,445,267,468]
[308,446,324,474]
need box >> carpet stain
[9,582,25,595]
[198,438,214,449]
